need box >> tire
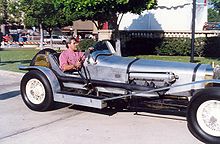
[187,88,220,144]
[20,70,54,111]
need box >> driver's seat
[48,53,80,77]
[53,53,61,65]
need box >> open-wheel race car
[19,40,220,144]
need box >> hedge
[155,38,191,56]
[77,39,97,51]
[124,37,220,57]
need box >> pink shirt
[59,49,84,71]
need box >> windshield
[93,41,109,51]
[90,41,116,61]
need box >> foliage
[125,37,220,58]
[194,37,206,57]
[0,0,23,25]
[18,0,72,35]
[0,0,8,24]
[209,0,220,13]
[208,8,220,22]
[54,0,157,30]
[77,39,97,51]
[155,38,190,56]
[7,0,23,25]
[208,0,220,22]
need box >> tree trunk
[112,14,121,56]
[39,23,44,50]
[1,24,6,35]
[49,30,53,48]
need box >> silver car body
[19,41,220,144]
[84,41,216,97]
[20,41,220,107]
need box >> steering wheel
[77,49,93,86]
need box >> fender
[19,66,61,97]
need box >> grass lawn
[135,55,220,65]
[0,48,39,73]
[0,48,220,73]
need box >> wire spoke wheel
[187,88,220,144]
[196,100,220,137]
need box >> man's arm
[62,64,75,71]
[62,61,81,71]
[59,52,82,71]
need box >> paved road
[0,70,203,144]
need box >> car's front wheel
[187,88,220,144]
[20,70,54,111]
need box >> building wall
[72,20,97,32]
[119,0,208,31]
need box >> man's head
[66,37,79,51]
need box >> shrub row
[124,37,220,57]
[75,37,220,58]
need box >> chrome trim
[54,93,107,109]
[103,79,220,101]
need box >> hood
[97,55,213,84]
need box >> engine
[129,72,178,89]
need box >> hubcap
[197,100,220,137]
[26,79,46,104]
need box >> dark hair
[66,37,78,48]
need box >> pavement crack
[0,111,83,140]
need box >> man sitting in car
[59,37,85,72]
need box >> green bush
[123,36,220,57]
[155,38,190,56]
[194,37,206,57]
[77,39,97,51]
[155,37,209,57]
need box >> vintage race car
[19,40,220,144]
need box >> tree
[0,0,8,24]
[209,0,220,13]
[0,0,23,25]
[19,0,71,35]
[8,0,23,25]
[208,0,220,22]
[55,0,156,30]
[208,8,220,22]
[0,0,8,34]
[54,0,157,54]
[17,0,72,48]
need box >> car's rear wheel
[20,70,54,111]
[187,88,220,144]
